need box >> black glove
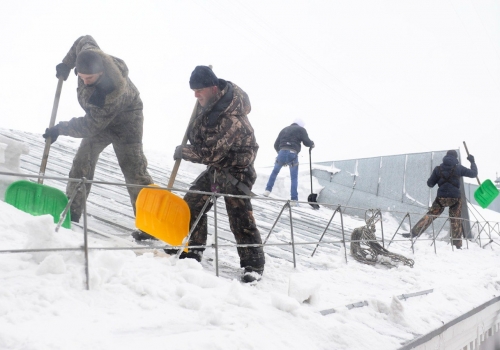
[467,154,475,163]
[56,63,71,81]
[42,126,59,144]
[310,143,315,149]
[173,145,183,160]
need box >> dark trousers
[411,197,463,248]
[183,166,265,268]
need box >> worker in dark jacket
[43,35,153,225]
[411,150,478,248]
[263,120,314,204]
[173,66,264,283]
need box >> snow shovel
[463,141,499,209]
[5,78,71,229]
[307,147,320,209]
[135,100,198,247]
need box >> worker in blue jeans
[263,119,314,205]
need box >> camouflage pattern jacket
[183,80,259,170]
[57,35,144,143]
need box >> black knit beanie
[446,150,458,158]
[189,66,218,89]
[76,50,104,74]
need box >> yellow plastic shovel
[463,141,499,209]
[135,100,200,246]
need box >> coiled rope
[350,209,414,268]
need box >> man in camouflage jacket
[173,66,265,283]
[43,35,153,223]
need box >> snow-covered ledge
[0,135,30,201]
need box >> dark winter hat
[189,66,218,89]
[76,50,104,74]
[446,150,458,158]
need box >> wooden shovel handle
[167,100,199,189]
[167,65,212,189]
[462,141,481,186]
[39,78,64,184]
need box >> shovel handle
[462,141,481,186]
[167,100,199,189]
[39,78,64,184]
[167,65,212,189]
[309,147,313,193]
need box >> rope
[350,209,414,268]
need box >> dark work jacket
[273,123,314,153]
[427,155,478,198]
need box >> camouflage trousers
[183,165,265,268]
[411,197,463,248]
[66,137,153,220]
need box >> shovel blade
[307,193,320,210]
[135,186,191,246]
[474,179,500,209]
[5,180,71,228]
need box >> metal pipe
[311,205,340,257]
[287,201,297,268]
[213,195,219,277]
[263,202,287,245]
[82,178,90,291]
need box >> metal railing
[1,171,500,291]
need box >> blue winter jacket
[427,154,478,198]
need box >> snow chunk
[36,254,66,275]
[271,292,300,313]
[288,272,321,304]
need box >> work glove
[42,126,59,144]
[56,63,71,81]
[173,145,183,161]
[467,154,475,163]
[310,143,315,149]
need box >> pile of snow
[0,135,29,201]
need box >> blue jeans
[265,150,299,200]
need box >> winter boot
[179,250,203,262]
[70,210,81,223]
[242,265,264,283]
[131,229,158,241]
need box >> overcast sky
[1,0,499,179]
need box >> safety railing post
[311,205,340,257]
[213,195,219,277]
[263,203,287,245]
[387,213,410,248]
[408,214,416,254]
[339,209,348,264]
[431,220,437,254]
[379,210,385,248]
[287,201,297,269]
[82,177,90,291]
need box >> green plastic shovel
[5,78,71,228]
[463,141,499,209]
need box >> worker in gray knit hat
[43,35,154,237]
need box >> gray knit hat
[189,66,218,89]
[76,50,104,74]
